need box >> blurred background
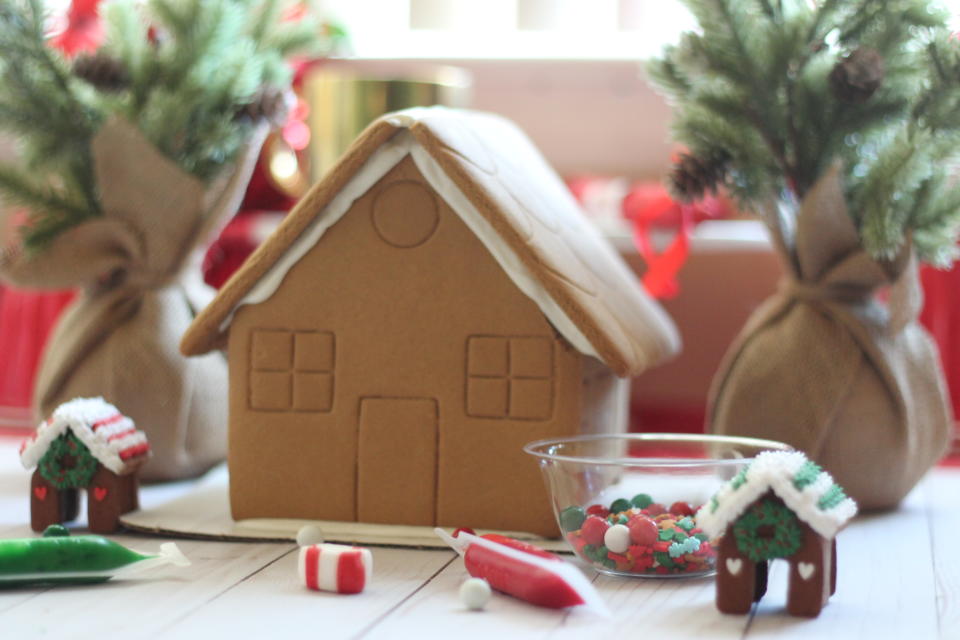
[2,0,958,460]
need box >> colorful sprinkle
[564,493,718,576]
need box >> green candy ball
[609,498,631,514]
[584,544,609,562]
[631,493,653,509]
[42,524,71,538]
[559,506,586,532]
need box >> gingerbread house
[180,107,679,536]
[696,451,858,617]
[20,397,150,533]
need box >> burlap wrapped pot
[0,117,267,481]
[708,165,953,510]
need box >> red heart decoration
[33,486,47,501]
[92,487,108,502]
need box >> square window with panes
[248,329,335,412]
[466,336,553,420]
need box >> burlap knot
[708,164,952,510]
[0,117,267,480]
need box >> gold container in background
[271,61,471,197]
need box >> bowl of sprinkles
[524,433,792,578]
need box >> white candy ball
[459,577,492,611]
[296,524,325,547]
[604,523,631,553]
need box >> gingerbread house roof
[696,451,858,541]
[19,397,150,475]
[180,107,679,377]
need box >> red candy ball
[628,515,659,546]
[580,515,610,545]
[669,501,694,517]
[586,504,610,518]
[644,503,667,517]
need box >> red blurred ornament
[48,0,104,58]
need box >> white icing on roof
[222,128,601,359]
[695,451,858,541]
[20,397,150,476]
[183,106,680,376]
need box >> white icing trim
[220,128,600,360]
[19,397,148,475]
[695,451,857,541]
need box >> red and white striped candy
[298,543,372,594]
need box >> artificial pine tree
[649,0,960,265]
[0,0,343,249]
[654,0,957,512]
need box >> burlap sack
[0,117,266,480]
[708,165,953,510]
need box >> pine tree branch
[656,0,960,262]
[710,0,793,185]
[0,164,95,222]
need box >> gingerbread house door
[356,397,438,525]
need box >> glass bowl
[524,433,792,578]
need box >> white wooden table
[1,434,957,639]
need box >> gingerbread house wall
[226,156,587,536]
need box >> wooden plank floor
[0,435,957,639]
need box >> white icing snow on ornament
[603,524,631,554]
[460,577,492,611]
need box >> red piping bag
[435,528,609,616]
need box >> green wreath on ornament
[732,498,803,562]
[38,433,98,490]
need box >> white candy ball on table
[460,577,491,610]
[296,524,325,547]
[604,523,631,553]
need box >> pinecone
[669,150,730,202]
[235,88,293,127]
[72,53,131,92]
[829,47,884,103]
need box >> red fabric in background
[920,263,960,461]
[0,287,74,423]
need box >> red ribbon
[623,183,729,299]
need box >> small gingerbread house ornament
[696,451,857,617]
[180,107,680,536]
[20,398,150,533]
